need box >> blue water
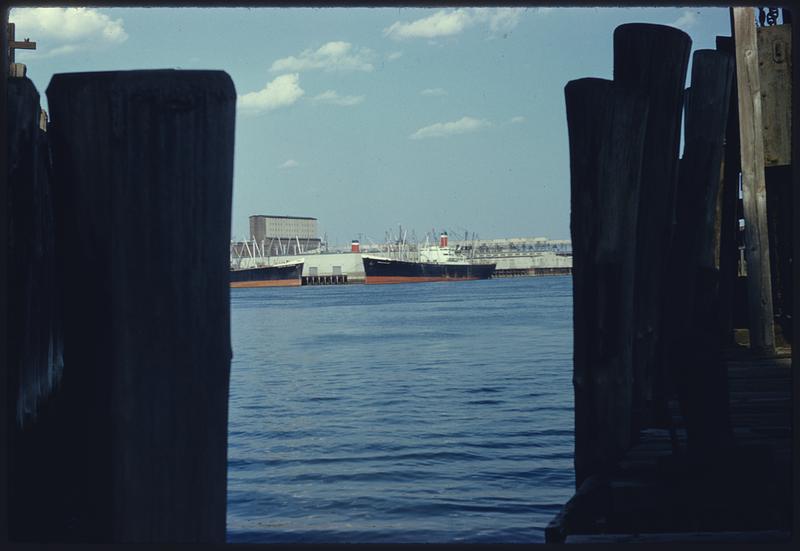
[226,276,574,543]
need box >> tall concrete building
[248,215,321,255]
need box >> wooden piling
[757,24,793,343]
[1,10,10,542]
[764,165,793,343]
[613,23,692,429]
[793,15,800,354]
[666,50,735,300]
[757,24,792,169]
[683,52,735,269]
[716,35,743,346]
[663,49,735,461]
[565,77,648,488]
[6,76,63,428]
[44,70,235,542]
[732,7,776,353]
[792,15,800,540]
[6,75,73,542]
[3,73,62,535]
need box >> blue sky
[10,6,733,246]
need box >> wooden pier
[546,348,792,543]
[2,8,794,546]
[552,8,795,544]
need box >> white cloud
[511,116,526,124]
[238,74,304,115]
[384,9,473,40]
[9,7,127,57]
[672,11,699,29]
[280,159,299,169]
[271,41,374,73]
[420,88,447,96]
[311,90,365,106]
[410,116,491,140]
[387,51,403,61]
[384,8,527,41]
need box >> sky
[10,6,734,246]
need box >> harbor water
[227,276,574,543]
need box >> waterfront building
[248,214,321,255]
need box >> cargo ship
[362,232,495,284]
[230,259,304,288]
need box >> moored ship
[362,232,495,284]
[230,259,304,288]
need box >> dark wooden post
[716,35,743,347]
[6,75,72,542]
[566,77,648,488]
[613,23,692,430]
[663,50,735,463]
[793,15,800,543]
[667,50,735,283]
[792,15,800,355]
[1,8,10,543]
[45,70,235,542]
[6,76,62,429]
[764,163,793,344]
[732,7,776,353]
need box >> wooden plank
[553,424,790,535]
[732,7,776,353]
[757,24,792,167]
[613,23,692,428]
[566,529,790,543]
[45,70,235,542]
[565,77,648,488]
[549,345,792,542]
[545,475,612,543]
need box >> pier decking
[546,347,792,543]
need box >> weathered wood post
[613,24,692,430]
[783,9,800,354]
[663,50,735,463]
[757,23,793,344]
[566,78,648,488]
[6,74,66,542]
[732,7,776,353]
[6,76,62,428]
[45,70,235,542]
[793,13,800,353]
[715,35,743,347]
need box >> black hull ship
[230,260,303,288]
[362,256,495,284]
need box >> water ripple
[227,277,574,543]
